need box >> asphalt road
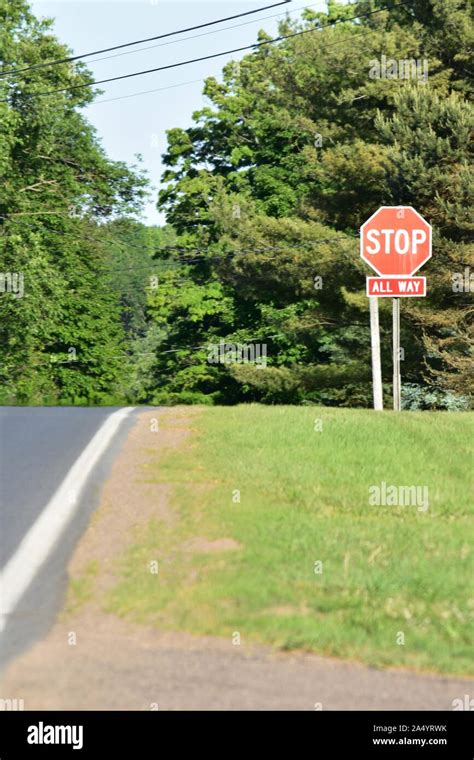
[0,406,135,671]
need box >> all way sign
[361,205,431,297]
[367,276,426,297]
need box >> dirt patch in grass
[64,406,198,611]
[181,537,242,554]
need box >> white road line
[0,407,134,633]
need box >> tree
[376,86,473,397]
[153,0,472,407]
[0,0,148,404]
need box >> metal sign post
[392,298,401,412]
[369,296,383,410]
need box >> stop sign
[360,206,432,277]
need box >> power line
[91,77,205,107]
[0,1,292,80]
[0,211,357,264]
[1,324,375,371]
[1,230,356,271]
[0,2,413,103]
[0,212,363,283]
[74,2,330,70]
[87,24,374,108]
[0,215,360,282]
[103,238,357,272]
[0,217,164,265]
[0,235,361,293]
[19,24,375,111]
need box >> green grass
[64,560,100,615]
[107,406,474,675]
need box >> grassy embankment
[105,406,473,675]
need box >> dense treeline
[149,0,473,408]
[0,0,472,408]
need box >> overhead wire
[61,2,330,70]
[0,2,413,103]
[0,1,293,79]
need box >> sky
[29,0,331,226]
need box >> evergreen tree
[153,0,473,407]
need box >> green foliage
[401,383,470,411]
[0,0,148,404]
[150,0,473,408]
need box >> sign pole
[392,298,401,411]
[369,296,383,410]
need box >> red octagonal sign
[360,206,432,277]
